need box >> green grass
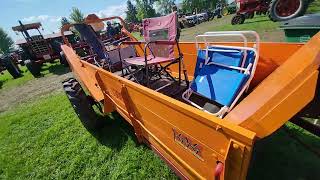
[0,92,319,179]
[0,60,69,90]
[0,93,176,179]
[179,15,284,42]
[212,16,279,32]
[307,0,320,13]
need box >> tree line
[125,0,227,24]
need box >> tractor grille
[30,40,50,55]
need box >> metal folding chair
[120,12,188,91]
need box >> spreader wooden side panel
[96,69,256,180]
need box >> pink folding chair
[121,12,188,90]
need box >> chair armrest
[121,41,145,45]
[153,40,176,45]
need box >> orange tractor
[60,13,320,179]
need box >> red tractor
[12,21,73,77]
[231,0,310,25]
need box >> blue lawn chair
[182,46,257,117]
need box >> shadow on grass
[81,111,139,152]
[247,125,320,180]
[41,63,70,76]
[48,64,70,75]
[0,80,3,89]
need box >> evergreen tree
[125,0,139,23]
[155,0,175,15]
[136,0,157,21]
[0,28,13,54]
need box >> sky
[0,0,131,41]
[0,0,233,41]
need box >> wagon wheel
[231,14,245,25]
[269,0,308,21]
[62,78,101,130]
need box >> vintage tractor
[12,21,72,77]
[231,0,310,25]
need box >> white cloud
[17,3,128,38]
[22,15,61,23]
[95,3,127,19]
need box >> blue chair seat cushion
[194,48,244,77]
[190,65,249,106]
[207,47,243,67]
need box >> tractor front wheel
[24,59,41,77]
[59,51,69,67]
[231,14,245,25]
[269,0,308,21]
[63,78,100,130]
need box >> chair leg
[178,58,181,85]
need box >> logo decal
[173,129,203,161]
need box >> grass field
[0,93,177,179]
[0,61,68,90]
[307,0,320,13]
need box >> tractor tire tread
[62,78,99,130]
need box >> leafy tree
[136,0,157,21]
[125,0,139,23]
[182,0,218,13]
[0,28,14,54]
[155,0,175,15]
[69,7,84,23]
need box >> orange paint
[61,17,320,179]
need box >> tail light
[214,162,224,180]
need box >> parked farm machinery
[60,13,320,179]
[232,0,311,25]
[12,21,74,77]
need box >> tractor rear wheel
[3,56,22,79]
[25,59,41,77]
[247,12,255,19]
[231,14,245,25]
[269,0,308,21]
[63,78,100,130]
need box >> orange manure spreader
[60,13,320,180]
